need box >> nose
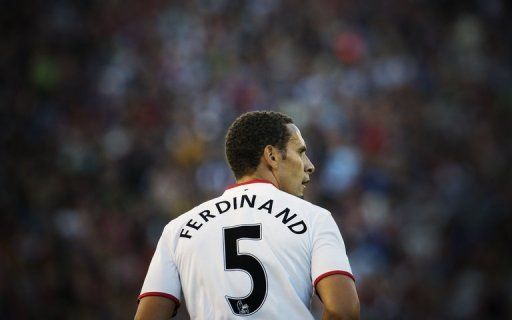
[305,156,315,174]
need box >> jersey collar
[226,178,277,190]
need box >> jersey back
[139,180,353,319]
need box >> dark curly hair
[225,111,294,179]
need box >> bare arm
[134,296,176,320]
[316,274,360,320]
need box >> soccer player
[135,111,359,319]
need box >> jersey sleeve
[139,225,182,308]
[311,212,354,287]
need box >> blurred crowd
[2,0,511,319]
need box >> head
[225,111,315,198]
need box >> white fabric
[140,181,353,319]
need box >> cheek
[292,157,304,175]
[297,155,306,169]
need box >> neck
[237,169,279,189]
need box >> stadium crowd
[2,0,511,319]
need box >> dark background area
[1,0,511,319]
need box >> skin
[135,123,359,319]
[316,275,360,320]
[135,296,176,320]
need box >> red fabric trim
[138,292,180,307]
[314,270,355,287]
[226,178,276,190]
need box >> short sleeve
[138,226,182,307]
[311,213,354,286]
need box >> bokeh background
[2,0,511,319]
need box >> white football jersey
[139,179,354,319]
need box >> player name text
[179,194,307,239]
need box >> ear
[263,145,279,169]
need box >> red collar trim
[226,179,276,190]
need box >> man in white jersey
[135,111,360,319]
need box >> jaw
[295,184,306,198]
[279,182,302,198]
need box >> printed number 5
[223,224,267,316]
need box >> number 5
[223,224,268,316]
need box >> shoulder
[302,199,331,217]
[271,188,332,217]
